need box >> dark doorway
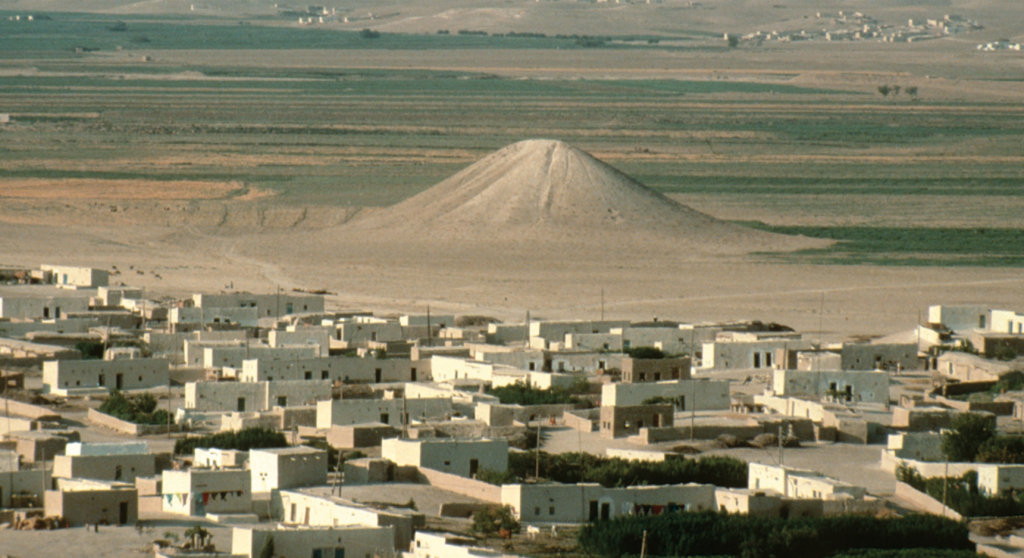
[600,502,611,520]
[469,459,479,478]
[115,374,123,390]
[589,500,599,521]
[119,502,128,524]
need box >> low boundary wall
[416,467,501,503]
[87,408,181,436]
[894,481,962,520]
[0,397,60,421]
[880,451,979,478]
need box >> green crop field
[739,223,1024,267]
[2,9,1023,263]
[0,11,696,54]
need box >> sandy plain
[0,0,1022,337]
[0,5,1022,558]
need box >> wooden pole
[535,418,542,480]
[640,530,648,558]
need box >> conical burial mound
[344,139,822,253]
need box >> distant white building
[315,395,452,429]
[250,446,328,494]
[770,369,889,404]
[0,295,90,320]
[502,482,715,523]
[40,265,109,289]
[382,437,507,479]
[193,292,324,318]
[162,467,252,516]
[978,464,1024,497]
[928,305,990,332]
[232,524,394,558]
[748,463,866,500]
[43,358,170,396]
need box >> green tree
[174,427,287,455]
[135,392,158,414]
[942,412,996,462]
[75,340,105,360]
[99,390,173,425]
[472,505,520,537]
[476,467,518,486]
[486,383,584,406]
[624,346,665,360]
[977,436,1024,463]
[878,84,891,97]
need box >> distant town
[2,263,1024,557]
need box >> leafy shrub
[578,512,972,558]
[833,550,981,558]
[942,412,996,462]
[501,452,747,488]
[472,505,519,536]
[76,341,105,360]
[977,435,1024,464]
[486,383,584,406]
[359,29,380,39]
[174,427,287,455]
[99,390,173,425]
[625,346,665,360]
[476,467,518,485]
[898,465,1024,517]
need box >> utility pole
[426,305,431,348]
[534,419,542,480]
[167,380,172,438]
[690,327,696,441]
[817,291,825,349]
[779,422,785,468]
[335,447,345,497]
[942,458,949,517]
[524,310,530,348]
[600,289,604,322]
[402,390,408,439]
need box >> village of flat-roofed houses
[3,263,1024,557]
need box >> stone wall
[894,481,962,520]
[87,408,180,436]
[416,467,501,503]
[0,397,61,421]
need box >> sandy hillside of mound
[345,139,824,254]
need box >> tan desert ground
[1,0,1023,346]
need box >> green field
[2,10,1023,265]
[740,223,1024,267]
[0,11,700,54]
